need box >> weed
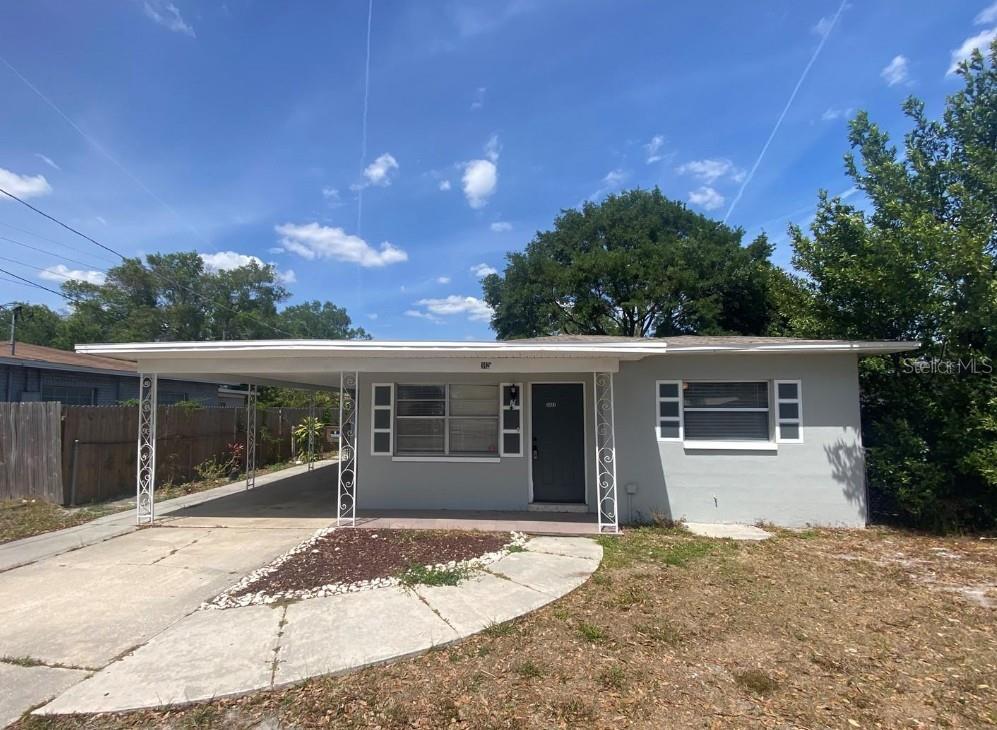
[577,622,606,642]
[613,583,648,609]
[636,622,682,646]
[398,564,471,587]
[483,620,516,638]
[505,542,527,553]
[552,698,595,722]
[591,571,613,586]
[185,703,220,728]
[552,608,571,621]
[599,664,627,690]
[734,669,779,694]
[515,659,544,679]
[0,655,44,667]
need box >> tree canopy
[482,188,788,339]
[787,42,997,530]
[2,251,367,349]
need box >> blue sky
[0,0,994,340]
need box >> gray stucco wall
[613,353,867,527]
[356,372,598,512]
[352,353,867,527]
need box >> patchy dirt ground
[15,527,997,729]
[231,528,510,596]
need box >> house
[76,335,918,530]
[1,341,242,407]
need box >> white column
[337,371,358,526]
[245,384,257,489]
[594,372,620,534]
[136,373,158,525]
[307,395,316,471]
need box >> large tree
[0,302,63,347]
[482,188,787,338]
[788,42,997,530]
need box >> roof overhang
[75,338,920,390]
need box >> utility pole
[7,304,20,356]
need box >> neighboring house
[0,342,240,407]
[78,335,917,529]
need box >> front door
[531,383,585,503]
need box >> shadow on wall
[622,420,674,526]
[824,434,868,521]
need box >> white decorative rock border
[203,529,529,610]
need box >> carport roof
[73,336,918,390]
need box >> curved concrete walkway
[35,535,601,717]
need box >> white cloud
[881,55,910,86]
[275,222,408,267]
[437,276,451,284]
[0,167,52,199]
[462,159,497,208]
[438,179,452,191]
[490,221,512,232]
[470,86,487,110]
[676,158,744,184]
[586,168,627,202]
[362,153,399,187]
[34,153,59,171]
[142,1,195,37]
[321,187,344,206]
[95,216,107,225]
[367,313,379,320]
[976,1,997,24]
[948,28,997,75]
[688,186,725,211]
[821,106,854,121]
[470,263,498,278]
[199,250,296,284]
[267,246,285,254]
[484,134,500,162]
[812,15,834,38]
[39,264,105,286]
[414,295,494,322]
[644,134,666,164]
[404,309,441,323]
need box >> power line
[0,264,81,303]
[0,234,111,272]
[0,221,118,266]
[0,186,300,338]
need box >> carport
[76,339,627,533]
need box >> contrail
[357,0,374,232]
[723,0,848,224]
[0,53,212,247]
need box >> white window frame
[655,380,683,442]
[499,382,524,456]
[370,383,394,456]
[774,379,803,443]
[393,383,501,458]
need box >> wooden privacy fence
[0,402,63,502]
[0,403,330,505]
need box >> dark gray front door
[531,383,585,503]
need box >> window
[682,381,770,442]
[656,381,682,441]
[370,383,393,455]
[391,384,499,456]
[500,383,523,456]
[41,384,95,405]
[158,391,189,405]
[775,380,803,443]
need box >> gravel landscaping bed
[205,527,526,609]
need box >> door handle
[532,436,538,460]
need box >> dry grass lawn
[14,526,997,729]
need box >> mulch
[231,528,509,596]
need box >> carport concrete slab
[486,551,596,597]
[525,535,604,562]
[414,572,551,634]
[37,605,282,715]
[0,663,89,728]
[0,526,313,668]
[684,522,773,541]
[275,586,456,686]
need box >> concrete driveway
[0,463,338,727]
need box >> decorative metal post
[337,371,358,526]
[594,372,620,534]
[136,374,158,525]
[307,395,316,471]
[245,384,257,489]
